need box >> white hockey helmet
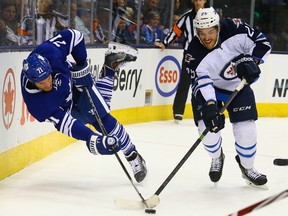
[194,7,220,29]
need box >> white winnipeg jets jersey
[185,18,271,103]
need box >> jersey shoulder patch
[231,18,243,28]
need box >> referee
[155,0,207,123]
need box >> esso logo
[155,56,181,97]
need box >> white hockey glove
[87,134,121,155]
[69,60,93,89]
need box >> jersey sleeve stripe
[60,113,75,136]
[68,29,75,54]
[68,29,84,53]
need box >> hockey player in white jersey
[21,29,147,183]
[185,8,271,187]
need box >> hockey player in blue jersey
[185,8,271,187]
[21,29,147,183]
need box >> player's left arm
[231,20,271,84]
[235,20,271,64]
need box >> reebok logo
[235,57,254,66]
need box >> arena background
[0,0,287,180]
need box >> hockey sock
[109,121,136,157]
[96,75,114,106]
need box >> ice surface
[0,118,287,216]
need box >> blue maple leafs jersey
[184,18,271,104]
[21,29,94,141]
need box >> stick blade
[146,195,160,208]
[114,195,160,210]
[114,198,145,210]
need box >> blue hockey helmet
[22,53,52,82]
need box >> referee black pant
[172,58,191,119]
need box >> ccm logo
[233,106,251,112]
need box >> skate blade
[245,180,269,190]
[174,119,180,124]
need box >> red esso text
[159,66,178,83]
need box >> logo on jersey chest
[52,73,62,90]
[220,62,237,80]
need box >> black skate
[174,114,183,124]
[104,42,138,73]
[127,151,147,183]
[235,155,268,189]
[209,148,225,183]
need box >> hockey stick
[100,7,137,25]
[228,189,288,216]
[273,158,288,166]
[115,79,247,209]
[84,87,153,210]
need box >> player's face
[35,75,53,92]
[197,26,218,50]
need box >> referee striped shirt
[163,9,196,50]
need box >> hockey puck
[145,209,156,214]
[273,158,288,166]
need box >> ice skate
[174,114,183,124]
[126,151,147,183]
[103,42,138,73]
[209,148,225,183]
[235,155,268,189]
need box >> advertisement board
[0,48,287,178]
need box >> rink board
[0,48,287,180]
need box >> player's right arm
[183,41,224,133]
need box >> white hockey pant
[198,120,222,159]
[233,120,257,169]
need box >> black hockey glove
[234,54,261,84]
[202,103,225,133]
[87,134,121,155]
